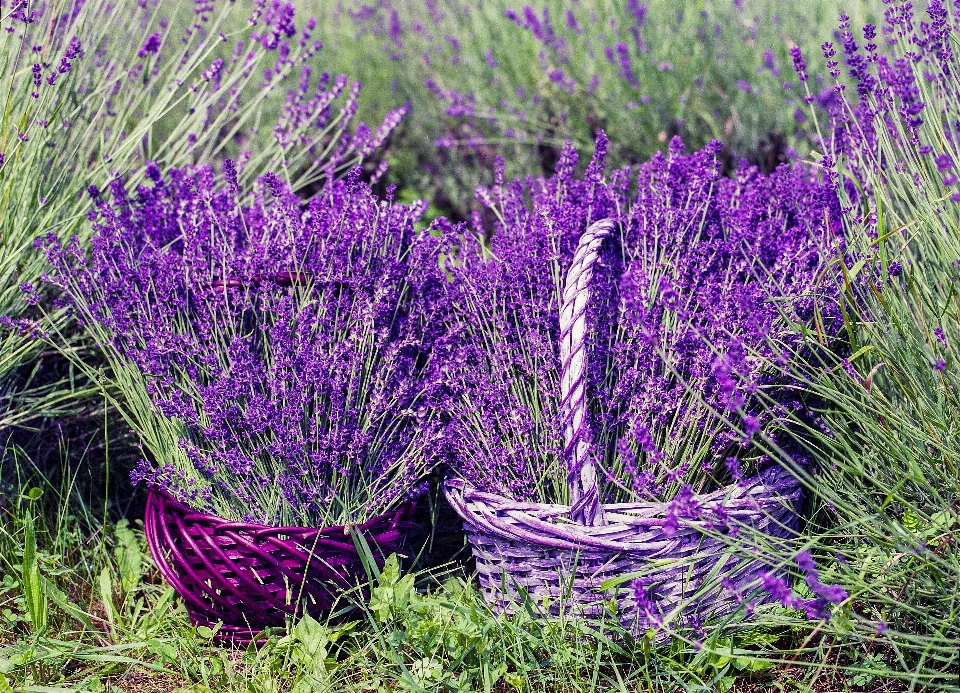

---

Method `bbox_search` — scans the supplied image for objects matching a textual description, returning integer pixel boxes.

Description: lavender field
[1,0,958,691]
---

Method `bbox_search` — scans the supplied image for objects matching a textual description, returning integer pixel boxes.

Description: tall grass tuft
[691,4,960,688]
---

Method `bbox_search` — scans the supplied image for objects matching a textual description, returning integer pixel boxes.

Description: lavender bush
[712,2,960,684]
[317,0,878,218]
[0,0,404,428]
[39,166,449,527]
[440,132,843,510]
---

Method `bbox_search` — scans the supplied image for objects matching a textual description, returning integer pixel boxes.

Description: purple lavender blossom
[254,1,298,50]
[630,577,661,628]
[790,46,808,82]
[762,48,780,76]
[792,550,848,619]
[762,572,803,610]
[138,33,162,58]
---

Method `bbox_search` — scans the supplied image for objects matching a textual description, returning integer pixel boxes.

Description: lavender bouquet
[443,132,842,511]
[40,165,449,527]
[1,0,406,430]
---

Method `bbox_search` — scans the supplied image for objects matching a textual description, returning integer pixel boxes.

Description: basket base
[144,488,423,643]
[468,527,785,638]
[444,467,804,640]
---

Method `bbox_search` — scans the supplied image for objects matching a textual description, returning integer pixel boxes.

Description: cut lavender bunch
[443,132,843,509]
[0,0,406,429]
[40,166,449,527]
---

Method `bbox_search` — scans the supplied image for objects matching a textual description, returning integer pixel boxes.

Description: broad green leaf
[21,507,47,634]
[294,614,329,657]
[98,568,115,629]
[195,626,216,639]
[42,576,93,631]
[113,520,144,594]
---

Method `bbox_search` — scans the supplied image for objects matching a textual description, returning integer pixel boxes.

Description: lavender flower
[630,577,662,629]
[2,0,405,433]
[790,46,808,82]
[759,551,848,621]
[138,33,161,58]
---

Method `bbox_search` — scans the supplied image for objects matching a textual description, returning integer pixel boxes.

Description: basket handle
[559,218,613,526]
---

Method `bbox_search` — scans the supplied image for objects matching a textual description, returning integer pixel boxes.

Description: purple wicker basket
[144,487,420,643]
[443,219,804,635]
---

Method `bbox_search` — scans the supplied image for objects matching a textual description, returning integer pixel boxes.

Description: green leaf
[734,656,776,672]
[902,509,922,533]
[21,507,47,634]
[369,554,414,624]
[929,509,957,531]
[716,675,738,693]
[145,639,179,664]
[844,258,869,285]
[328,620,358,644]
[293,614,329,658]
[195,624,221,640]
[847,345,876,363]
[380,554,400,586]
[113,519,144,594]
[502,672,524,691]
[98,568,115,629]
[0,672,13,693]
[42,576,93,631]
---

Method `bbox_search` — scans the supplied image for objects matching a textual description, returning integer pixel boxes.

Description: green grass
[0,447,928,693]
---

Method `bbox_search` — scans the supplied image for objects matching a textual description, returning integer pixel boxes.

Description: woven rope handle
[559,218,613,526]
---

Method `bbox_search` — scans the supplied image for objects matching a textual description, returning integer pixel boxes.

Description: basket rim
[145,485,417,538]
[442,464,802,552]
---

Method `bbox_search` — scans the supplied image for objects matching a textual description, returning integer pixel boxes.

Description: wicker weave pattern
[444,218,804,633]
[144,488,418,642]
[445,465,802,631]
